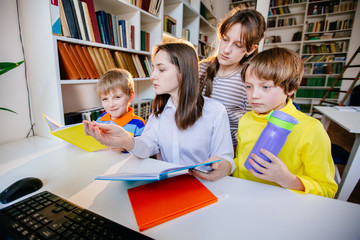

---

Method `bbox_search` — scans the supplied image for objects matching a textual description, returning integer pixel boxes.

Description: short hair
[151,42,204,130]
[241,47,304,96]
[95,69,134,97]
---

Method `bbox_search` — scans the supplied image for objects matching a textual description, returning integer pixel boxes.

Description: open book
[95,159,221,181]
[43,114,107,152]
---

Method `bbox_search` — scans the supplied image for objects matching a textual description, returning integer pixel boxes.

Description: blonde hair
[96,69,134,97]
[241,47,304,97]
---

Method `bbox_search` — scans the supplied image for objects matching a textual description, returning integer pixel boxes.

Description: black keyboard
[0,191,153,240]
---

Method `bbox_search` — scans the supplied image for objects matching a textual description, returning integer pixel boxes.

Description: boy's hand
[82,120,135,151]
[189,156,232,182]
[249,149,304,191]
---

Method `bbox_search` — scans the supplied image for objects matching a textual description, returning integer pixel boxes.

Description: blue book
[118,19,127,48]
[95,10,110,45]
[95,160,221,181]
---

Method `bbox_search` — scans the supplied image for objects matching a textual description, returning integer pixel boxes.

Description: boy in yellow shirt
[234,47,337,198]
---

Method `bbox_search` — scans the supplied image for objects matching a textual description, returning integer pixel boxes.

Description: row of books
[297,103,311,113]
[198,42,211,58]
[265,35,282,44]
[307,1,357,16]
[302,41,348,54]
[269,0,304,7]
[64,99,153,125]
[302,54,346,63]
[296,89,339,99]
[268,17,297,28]
[129,0,162,16]
[292,31,302,41]
[57,41,152,80]
[306,19,353,33]
[304,62,344,75]
[230,2,256,10]
[300,77,341,87]
[164,15,177,35]
[268,6,291,16]
[131,100,152,122]
[64,107,104,125]
[58,0,151,50]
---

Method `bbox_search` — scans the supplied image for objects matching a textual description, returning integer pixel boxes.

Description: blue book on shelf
[96,10,110,45]
[119,20,127,48]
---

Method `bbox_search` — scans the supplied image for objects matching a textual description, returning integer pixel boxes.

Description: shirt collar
[100,107,136,127]
[251,98,296,121]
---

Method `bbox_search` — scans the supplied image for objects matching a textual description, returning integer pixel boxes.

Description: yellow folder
[43,114,107,152]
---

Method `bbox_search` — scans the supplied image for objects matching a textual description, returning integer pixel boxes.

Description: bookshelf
[229,0,257,10]
[48,0,163,125]
[263,0,358,114]
[162,0,218,59]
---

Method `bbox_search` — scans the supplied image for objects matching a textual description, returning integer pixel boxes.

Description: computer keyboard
[0,191,153,240]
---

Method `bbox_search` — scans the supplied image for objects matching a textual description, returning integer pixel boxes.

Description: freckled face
[100,89,130,119]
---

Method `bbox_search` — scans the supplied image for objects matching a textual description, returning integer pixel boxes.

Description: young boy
[94,69,145,151]
[234,47,338,198]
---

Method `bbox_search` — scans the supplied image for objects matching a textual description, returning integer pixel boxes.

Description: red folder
[127,174,218,231]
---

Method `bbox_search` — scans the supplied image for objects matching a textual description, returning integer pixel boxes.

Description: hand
[82,120,135,151]
[189,156,232,182]
[248,148,304,191]
[109,146,126,152]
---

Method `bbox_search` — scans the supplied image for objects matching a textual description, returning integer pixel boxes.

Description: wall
[0,0,32,144]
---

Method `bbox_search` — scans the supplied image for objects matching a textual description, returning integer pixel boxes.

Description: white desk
[314,106,360,201]
[1,136,360,240]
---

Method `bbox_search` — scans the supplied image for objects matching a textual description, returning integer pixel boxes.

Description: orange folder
[127,174,218,231]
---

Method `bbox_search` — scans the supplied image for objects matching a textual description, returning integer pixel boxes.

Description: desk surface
[314,106,360,133]
[1,137,360,240]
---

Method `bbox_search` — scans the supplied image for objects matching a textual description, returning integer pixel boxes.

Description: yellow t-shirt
[233,99,338,198]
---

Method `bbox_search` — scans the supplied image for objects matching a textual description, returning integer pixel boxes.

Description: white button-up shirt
[130,97,235,172]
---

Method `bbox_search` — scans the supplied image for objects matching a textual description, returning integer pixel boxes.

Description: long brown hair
[151,42,204,130]
[200,8,266,97]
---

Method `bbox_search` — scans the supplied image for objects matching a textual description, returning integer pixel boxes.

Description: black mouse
[0,177,43,204]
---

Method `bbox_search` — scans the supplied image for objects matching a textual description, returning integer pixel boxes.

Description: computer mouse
[0,177,43,204]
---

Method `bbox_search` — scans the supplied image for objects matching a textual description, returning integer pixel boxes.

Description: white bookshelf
[163,0,218,59]
[263,0,358,114]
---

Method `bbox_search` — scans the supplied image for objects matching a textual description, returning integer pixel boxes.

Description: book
[127,174,218,231]
[92,47,107,75]
[62,0,81,39]
[80,0,101,43]
[80,1,94,42]
[74,45,96,79]
[57,41,80,79]
[68,43,89,78]
[50,0,62,35]
[95,159,220,181]
[87,46,104,76]
[43,114,107,152]
[81,46,100,78]
[59,0,71,37]
[72,0,86,40]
